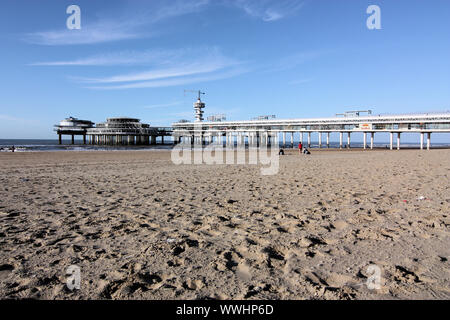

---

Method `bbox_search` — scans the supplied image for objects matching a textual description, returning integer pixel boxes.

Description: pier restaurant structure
[172,112,450,150]
[54,117,94,144]
[86,117,172,145]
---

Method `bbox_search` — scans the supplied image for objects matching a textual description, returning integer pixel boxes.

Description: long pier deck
[172,112,450,150]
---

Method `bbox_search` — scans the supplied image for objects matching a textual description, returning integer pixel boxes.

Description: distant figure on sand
[298,142,303,155]
[10,145,15,153]
[303,148,310,155]
[279,148,284,155]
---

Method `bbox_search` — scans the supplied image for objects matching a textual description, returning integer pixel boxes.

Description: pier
[55,117,172,145]
[54,117,94,144]
[55,100,450,150]
[86,117,171,145]
[172,98,450,150]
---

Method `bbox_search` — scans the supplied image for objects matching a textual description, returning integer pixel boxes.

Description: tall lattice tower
[184,90,206,122]
[193,91,205,122]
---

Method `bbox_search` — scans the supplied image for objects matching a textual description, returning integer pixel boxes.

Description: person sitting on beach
[303,148,310,154]
[279,148,285,155]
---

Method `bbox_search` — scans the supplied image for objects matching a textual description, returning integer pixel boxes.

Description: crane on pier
[336,110,372,117]
[184,90,205,100]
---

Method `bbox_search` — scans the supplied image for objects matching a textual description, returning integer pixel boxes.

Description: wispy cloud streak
[87,67,248,90]
[24,0,210,45]
[44,47,249,90]
[232,0,305,22]
[77,61,238,84]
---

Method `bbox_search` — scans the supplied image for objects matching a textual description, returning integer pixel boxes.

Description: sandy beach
[0,149,449,300]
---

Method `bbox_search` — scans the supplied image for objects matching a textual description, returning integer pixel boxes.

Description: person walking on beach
[11,145,15,153]
[298,142,303,155]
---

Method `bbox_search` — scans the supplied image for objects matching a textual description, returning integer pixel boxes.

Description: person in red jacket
[298,142,303,154]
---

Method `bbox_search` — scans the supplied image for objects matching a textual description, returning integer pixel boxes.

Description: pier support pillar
[71,135,74,145]
[58,134,62,145]
[326,132,330,148]
[390,132,393,150]
[370,132,374,149]
[291,132,294,148]
[318,132,322,148]
[427,132,431,150]
[162,136,165,145]
[363,132,367,149]
[420,132,424,150]
[339,132,343,149]
[273,132,279,148]
[397,133,401,150]
[83,135,86,145]
[283,132,286,148]
[307,132,311,148]
[347,132,351,149]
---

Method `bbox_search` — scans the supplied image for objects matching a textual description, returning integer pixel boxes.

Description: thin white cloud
[232,0,305,22]
[24,0,303,45]
[87,67,248,90]
[30,45,248,90]
[30,50,173,66]
[24,20,143,46]
[150,0,210,23]
[78,61,237,84]
[24,0,210,45]
[31,47,234,71]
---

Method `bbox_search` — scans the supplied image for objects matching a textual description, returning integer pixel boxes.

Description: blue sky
[0,0,449,139]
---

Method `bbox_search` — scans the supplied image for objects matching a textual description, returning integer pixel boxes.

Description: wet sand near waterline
[0,149,449,299]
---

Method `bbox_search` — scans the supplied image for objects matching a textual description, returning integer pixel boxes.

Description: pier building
[86,117,172,145]
[54,117,94,144]
[172,97,450,150]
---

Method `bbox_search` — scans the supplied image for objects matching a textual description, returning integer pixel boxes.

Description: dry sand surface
[0,149,449,300]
